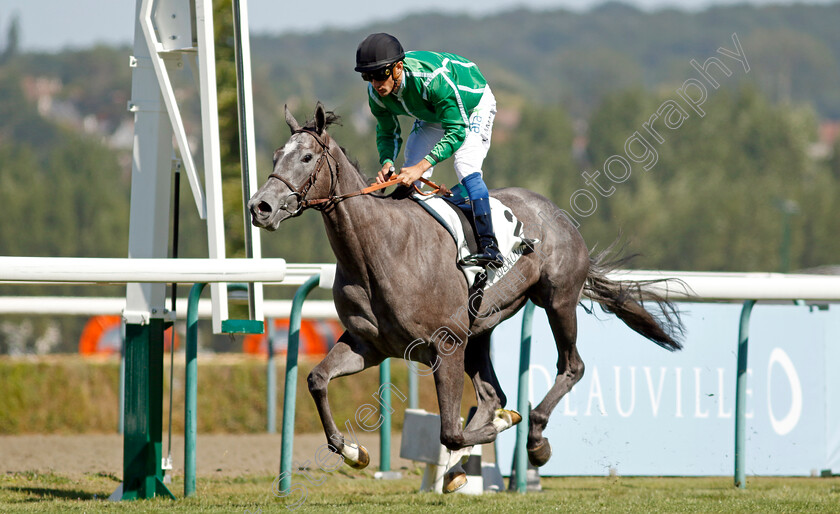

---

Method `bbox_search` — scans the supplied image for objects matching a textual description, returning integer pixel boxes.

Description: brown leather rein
[268,128,450,217]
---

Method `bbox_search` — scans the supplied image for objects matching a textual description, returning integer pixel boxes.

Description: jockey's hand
[376,162,395,184]
[397,160,432,187]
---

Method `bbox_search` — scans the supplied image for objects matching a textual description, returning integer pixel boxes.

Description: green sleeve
[425,75,468,165]
[368,92,402,165]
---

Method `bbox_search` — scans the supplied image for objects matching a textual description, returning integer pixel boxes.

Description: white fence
[614,270,840,302]
[2,260,839,306]
[0,257,324,284]
[1,259,838,487]
[0,296,337,319]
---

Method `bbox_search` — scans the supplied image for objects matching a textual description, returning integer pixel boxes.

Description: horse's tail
[583,243,684,351]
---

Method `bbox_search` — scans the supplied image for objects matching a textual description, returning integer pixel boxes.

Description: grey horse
[248,102,682,492]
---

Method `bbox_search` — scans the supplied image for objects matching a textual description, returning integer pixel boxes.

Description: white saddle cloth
[412,194,533,289]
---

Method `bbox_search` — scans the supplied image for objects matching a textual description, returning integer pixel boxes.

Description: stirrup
[462,248,504,268]
[520,237,540,254]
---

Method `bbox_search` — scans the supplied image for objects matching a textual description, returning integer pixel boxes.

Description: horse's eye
[302,154,313,163]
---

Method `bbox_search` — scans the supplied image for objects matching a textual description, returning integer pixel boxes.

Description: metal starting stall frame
[123,0,264,500]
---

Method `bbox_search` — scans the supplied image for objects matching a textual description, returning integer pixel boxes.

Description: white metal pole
[195,0,230,333]
[232,0,265,322]
[0,257,288,283]
[138,0,206,218]
[127,0,175,322]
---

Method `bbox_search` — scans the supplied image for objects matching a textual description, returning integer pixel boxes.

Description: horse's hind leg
[527,297,584,467]
[462,332,520,445]
[307,331,385,469]
[431,333,521,493]
[429,342,479,492]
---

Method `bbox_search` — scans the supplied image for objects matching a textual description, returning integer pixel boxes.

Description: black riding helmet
[355,33,405,73]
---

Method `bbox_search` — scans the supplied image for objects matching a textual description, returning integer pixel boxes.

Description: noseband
[268,128,339,217]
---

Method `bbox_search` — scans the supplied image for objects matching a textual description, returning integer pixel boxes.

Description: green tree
[585,86,822,272]
[484,101,577,205]
[743,28,840,117]
[551,47,645,117]
[0,13,19,65]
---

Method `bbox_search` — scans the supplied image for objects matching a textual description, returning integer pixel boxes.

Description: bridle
[268,128,339,217]
[268,127,450,217]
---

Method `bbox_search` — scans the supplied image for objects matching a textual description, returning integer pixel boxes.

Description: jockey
[355,33,504,268]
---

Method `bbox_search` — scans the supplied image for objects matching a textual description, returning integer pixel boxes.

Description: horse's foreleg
[307,331,384,469]
[526,299,584,467]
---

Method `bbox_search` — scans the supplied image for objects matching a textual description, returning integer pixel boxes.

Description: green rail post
[379,358,392,472]
[118,325,125,435]
[279,274,321,494]
[267,317,277,433]
[184,283,263,497]
[734,299,756,489]
[514,300,535,493]
[121,318,176,500]
[184,282,206,497]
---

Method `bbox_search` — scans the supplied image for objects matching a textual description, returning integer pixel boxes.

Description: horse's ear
[285,104,301,134]
[314,101,327,135]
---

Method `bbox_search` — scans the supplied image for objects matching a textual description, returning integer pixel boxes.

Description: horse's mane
[302,110,341,132]
[303,110,369,183]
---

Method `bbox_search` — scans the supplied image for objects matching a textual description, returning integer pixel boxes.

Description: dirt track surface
[0,433,425,478]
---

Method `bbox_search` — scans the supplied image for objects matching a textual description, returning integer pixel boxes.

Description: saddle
[409,185,535,289]
[431,194,482,258]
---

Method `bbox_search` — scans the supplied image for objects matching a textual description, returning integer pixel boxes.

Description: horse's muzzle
[248,197,279,230]
[248,192,301,230]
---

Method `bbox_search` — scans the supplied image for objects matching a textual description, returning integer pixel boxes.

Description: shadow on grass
[4,486,100,501]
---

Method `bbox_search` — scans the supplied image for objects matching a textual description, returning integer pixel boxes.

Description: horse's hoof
[443,470,467,494]
[527,438,552,467]
[492,408,523,433]
[505,409,523,426]
[342,443,370,469]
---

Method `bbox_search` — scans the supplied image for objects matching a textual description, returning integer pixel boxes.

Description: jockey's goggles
[361,64,394,82]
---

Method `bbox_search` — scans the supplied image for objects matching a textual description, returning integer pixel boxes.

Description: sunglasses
[361,65,394,82]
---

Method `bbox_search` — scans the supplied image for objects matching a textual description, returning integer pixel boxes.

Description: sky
[0,0,835,52]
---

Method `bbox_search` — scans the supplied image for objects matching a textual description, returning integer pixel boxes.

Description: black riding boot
[464,197,504,268]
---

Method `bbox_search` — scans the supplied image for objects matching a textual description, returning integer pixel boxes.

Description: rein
[269,128,450,216]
